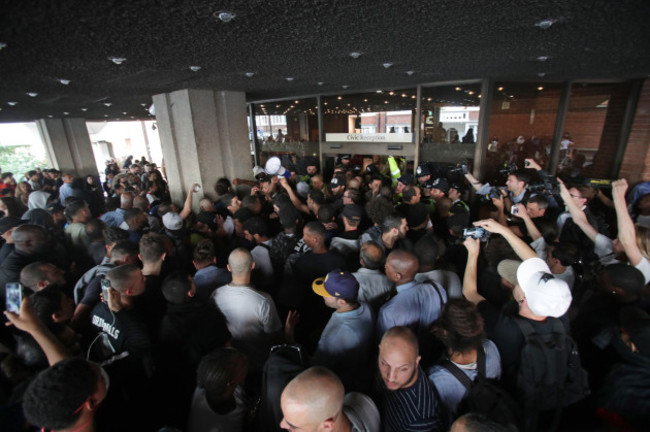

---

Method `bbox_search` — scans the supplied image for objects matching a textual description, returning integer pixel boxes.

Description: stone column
[36,118,99,178]
[152,89,251,211]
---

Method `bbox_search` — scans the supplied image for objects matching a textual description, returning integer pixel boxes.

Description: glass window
[419,84,481,172]
[558,82,632,178]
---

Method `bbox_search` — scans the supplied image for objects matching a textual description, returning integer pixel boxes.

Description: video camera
[448,160,469,176]
[586,178,613,188]
[463,227,490,242]
[480,186,506,203]
[498,162,518,176]
[528,173,560,196]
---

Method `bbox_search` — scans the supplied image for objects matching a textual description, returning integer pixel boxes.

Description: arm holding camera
[279,177,310,214]
[464,172,486,192]
[462,238,486,304]
[612,179,643,266]
[473,218,537,261]
[511,203,542,241]
[4,297,69,365]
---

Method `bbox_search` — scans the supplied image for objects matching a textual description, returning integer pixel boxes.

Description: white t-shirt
[212,284,282,340]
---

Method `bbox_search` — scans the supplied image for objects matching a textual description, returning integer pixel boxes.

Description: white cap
[517,258,572,317]
[265,156,282,175]
[162,212,183,231]
[253,166,266,177]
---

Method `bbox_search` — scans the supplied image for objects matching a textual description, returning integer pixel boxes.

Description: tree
[0,146,49,178]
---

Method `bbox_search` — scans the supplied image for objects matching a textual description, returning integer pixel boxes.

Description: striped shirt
[375,366,445,432]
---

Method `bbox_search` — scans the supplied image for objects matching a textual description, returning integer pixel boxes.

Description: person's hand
[271,176,279,185]
[323,221,338,231]
[250,186,260,196]
[463,237,480,257]
[232,178,241,186]
[106,288,122,313]
[189,183,200,194]
[284,310,300,342]
[473,218,506,234]
[524,158,542,171]
[279,176,290,190]
[512,203,528,219]
[491,193,504,211]
[4,297,44,334]
[612,179,628,199]
[556,177,571,201]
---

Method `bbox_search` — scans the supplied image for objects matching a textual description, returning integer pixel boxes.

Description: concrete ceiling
[0,0,649,122]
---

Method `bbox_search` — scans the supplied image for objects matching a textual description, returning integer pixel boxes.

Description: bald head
[386,250,418,282]
[12,225,49,255]
[280,367,345,430]
[360,241,385,270]
[120,193,134,209]
[228,248,254,275]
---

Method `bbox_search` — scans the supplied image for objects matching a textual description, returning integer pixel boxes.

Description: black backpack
[514,317,590,431]
[442,346,520,428]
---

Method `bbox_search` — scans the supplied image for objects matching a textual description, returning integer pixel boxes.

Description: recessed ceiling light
[382,62,393,69]
[411,95,416,99]
[406,70,415,76]
[363,98,368,102]
[384,100,389,104]
[537,55,549,62]
[7,101,18,106]
[537,86,544,91]
[349,52,362,59]
[104,102,112,107]
[140,103,147,107]
[324,102,328,105]
[109,57,126,65]
[189,66,201,72]
[498,86,504,91]
[59,79,71,85]
[26,92,38,97]
[215,11,236,23]
[376,90,383,93]
[290,105,294,108]
[285,77,294,82]
[122,111,128,115]
[337,96,342,100]
[535,19,556,30]
[342,85,349,89]
[81,108,88,112]
[468,91,474,95]
[63,111,69,115]
[455,87,461,91]
[104,114,109,117]
[317,81,325,86]
[245,72,255,78]
[427,98,432,101]
[538,72,547,77]
[48,114,54,118]
[294,100,299,104]
[260,104,264,107]
[478,94,482,98]
[0,42,6,50]
[388,91,394,96]
[401,93,407,97]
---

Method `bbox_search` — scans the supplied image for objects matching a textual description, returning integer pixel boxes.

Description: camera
[448,160,469,176]
[463,227,490,242]
[480,186,506,202]
[498,163,518,176]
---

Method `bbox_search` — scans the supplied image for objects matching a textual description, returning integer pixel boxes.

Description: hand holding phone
[101,279,111,304]
[6,283,23,314]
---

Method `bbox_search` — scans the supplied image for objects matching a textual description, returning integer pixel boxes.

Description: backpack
[442,347,520,428]
[514,317,590,431]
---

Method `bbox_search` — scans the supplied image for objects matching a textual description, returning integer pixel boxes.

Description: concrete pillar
[36,118,98,178]
[152,89,251,211]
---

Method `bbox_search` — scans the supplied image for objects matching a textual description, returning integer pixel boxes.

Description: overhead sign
[326,133,413,143]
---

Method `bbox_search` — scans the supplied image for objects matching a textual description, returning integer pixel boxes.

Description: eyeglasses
[570,194,584,199]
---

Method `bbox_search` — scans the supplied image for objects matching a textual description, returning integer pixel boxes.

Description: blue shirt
[100,208,126,228]
[377,281,447,341]
[59,182,73,204]
[427,339,502,425]
[193,265,231,304]
[312,303,375,387]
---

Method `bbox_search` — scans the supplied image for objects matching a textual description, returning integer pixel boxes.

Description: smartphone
[6,282,23,313]
[511,205,519,215]
[101,279,111,304]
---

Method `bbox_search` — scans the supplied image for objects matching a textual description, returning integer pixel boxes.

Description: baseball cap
[365,164,379,174]
[162,212,184,231]
[340,154,351,160]
[330,176,345,187]
[341,204,363,220]
[427,177,449,193]
[416,163,431,177]
[497,259,522,286]
[296,181,310,198]
[517,257,572,318]
[312,270,360,301]
[253,166,266,177]
[0,217,24,235]
[398,173,413,185]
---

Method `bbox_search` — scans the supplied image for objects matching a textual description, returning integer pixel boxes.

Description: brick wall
[620,79,650,183]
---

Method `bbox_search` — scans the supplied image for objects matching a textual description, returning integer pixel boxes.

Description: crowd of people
[0,151,649,432]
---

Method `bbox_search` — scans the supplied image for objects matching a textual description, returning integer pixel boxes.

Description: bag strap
[513,316,537,338]
[442,360,474,391]
[477,345,487,378]
[426,281,446,306]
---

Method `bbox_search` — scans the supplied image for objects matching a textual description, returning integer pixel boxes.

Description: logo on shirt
[92,315,120,339]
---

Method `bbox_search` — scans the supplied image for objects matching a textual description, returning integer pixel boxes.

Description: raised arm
[473,218,537,261]
[557,177,598,242]
[512,203,542,241]
[278,177,310,214]
[4,298,68,365]
[180,183,199,220]
[465,172,485,192]
[612,179,643,266]
[462,238,486,304]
